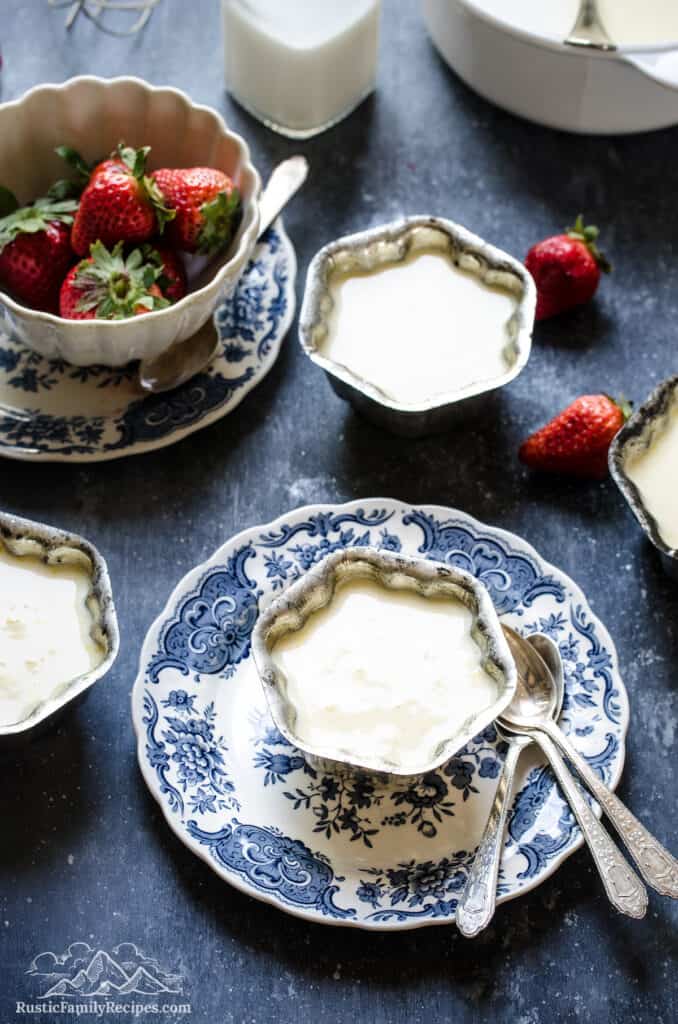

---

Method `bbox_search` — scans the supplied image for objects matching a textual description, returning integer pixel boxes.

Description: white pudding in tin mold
[321,249,519,407]
[626,403,678,550]
[0,546,104,726]
[270,578,497,773]
[477,0,678,47]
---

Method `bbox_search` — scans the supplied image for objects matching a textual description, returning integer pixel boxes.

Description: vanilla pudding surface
[0,547,103,726]
[271,577,497,772]
[626,403,678,550]
[322,249,517,407]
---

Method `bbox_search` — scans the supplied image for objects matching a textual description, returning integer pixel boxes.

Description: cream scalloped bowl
[0,77,261,367]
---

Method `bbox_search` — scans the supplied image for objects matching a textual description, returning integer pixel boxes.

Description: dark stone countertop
[0,3,676,1022]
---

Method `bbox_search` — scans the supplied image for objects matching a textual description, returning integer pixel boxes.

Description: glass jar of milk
[222,0,381,138]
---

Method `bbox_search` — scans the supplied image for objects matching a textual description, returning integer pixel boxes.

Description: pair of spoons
[137,155,309,395]
[457,627,678,936]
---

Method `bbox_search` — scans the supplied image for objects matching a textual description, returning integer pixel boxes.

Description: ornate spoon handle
[533,731,648,918]
[456,737,528,937]
[540,719,678,898]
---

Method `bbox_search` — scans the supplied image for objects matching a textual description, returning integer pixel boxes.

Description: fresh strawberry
[68,144,174,258]
[0,190,77,312]
[519,394,631,479]
[525,215,611,320]
[59,240,171,320]
[142,243,186,302]
[150,167,240,254]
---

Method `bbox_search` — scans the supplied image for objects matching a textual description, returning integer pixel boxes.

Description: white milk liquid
[272,578,497,772]
[322,250,517,406]
[626,403,678,550]
[223,0,381,136]
[0,548,103,726]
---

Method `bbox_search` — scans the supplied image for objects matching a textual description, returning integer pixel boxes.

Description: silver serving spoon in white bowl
[138,155,308,395]
[565,0,616,50]
[456,631,564,937]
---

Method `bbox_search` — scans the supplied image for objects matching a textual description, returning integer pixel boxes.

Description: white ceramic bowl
[422,0,678,134]
[0,76,260,367]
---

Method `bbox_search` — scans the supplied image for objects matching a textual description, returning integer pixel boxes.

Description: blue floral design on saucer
[0,221,295,462]
[133,500,629,930]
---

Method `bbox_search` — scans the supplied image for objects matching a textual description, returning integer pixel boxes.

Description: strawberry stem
[0,197,78,253]
[55,145,93,183]
[607,394,633,422]
[566,213,612,273]
[197,187,241,255]
[72,240,170,319]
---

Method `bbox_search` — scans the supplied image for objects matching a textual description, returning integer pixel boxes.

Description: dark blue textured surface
[0,3,676,1022]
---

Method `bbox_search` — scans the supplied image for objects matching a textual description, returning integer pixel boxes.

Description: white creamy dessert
[321,248,519,407]
[626,403,678,550]
[0,546,104,727]
[222,0,380,137]
[477,0,678,47]
[271,578,497,772]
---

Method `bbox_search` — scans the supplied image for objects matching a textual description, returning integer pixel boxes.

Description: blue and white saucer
[0,221,296,462]
[132,499,629,931]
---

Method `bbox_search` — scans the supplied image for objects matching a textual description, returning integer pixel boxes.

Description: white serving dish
[421,0,678,134]
[251,545,517,780]
[0,76,260,367]
[0,510,119,746]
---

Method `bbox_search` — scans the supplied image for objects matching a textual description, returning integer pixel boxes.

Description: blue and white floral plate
[0,221,295,462]
[132,499,629,931]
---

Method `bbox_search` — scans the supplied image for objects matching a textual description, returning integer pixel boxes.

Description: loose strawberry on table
[0,189,78,312]
[150,167,240,254]
[525,215,611,320]
[59,240,171,320]
[67,144,174,257]
[519,394,631,480]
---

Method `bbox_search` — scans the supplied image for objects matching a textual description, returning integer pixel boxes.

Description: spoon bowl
[500,625,558,727]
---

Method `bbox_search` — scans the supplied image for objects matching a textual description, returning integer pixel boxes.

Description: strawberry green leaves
[0,197,79,253]
[566,214,612,273]
[197,187,241,255]
[70,240,170,319]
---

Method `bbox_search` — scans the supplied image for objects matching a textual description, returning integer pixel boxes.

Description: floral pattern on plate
[0,222,295,462]
[132,500,629,930]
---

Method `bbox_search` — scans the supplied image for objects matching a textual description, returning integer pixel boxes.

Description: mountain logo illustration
[27,942,183,998]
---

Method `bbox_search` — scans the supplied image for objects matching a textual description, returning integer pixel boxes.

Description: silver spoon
[138,155,309,394]
[565,0,616,51]
[499,628,648,918]
[456,631,565,937]
[506,631,678,899]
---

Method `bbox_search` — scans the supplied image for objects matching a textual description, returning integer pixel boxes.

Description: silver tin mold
[299,216,536,438]
[251,545,517,783]
[0,511,120,748]
[609,373,678,580]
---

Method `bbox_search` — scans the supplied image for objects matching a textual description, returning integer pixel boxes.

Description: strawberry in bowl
[59,241,176,320]
[0,189,77,313]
